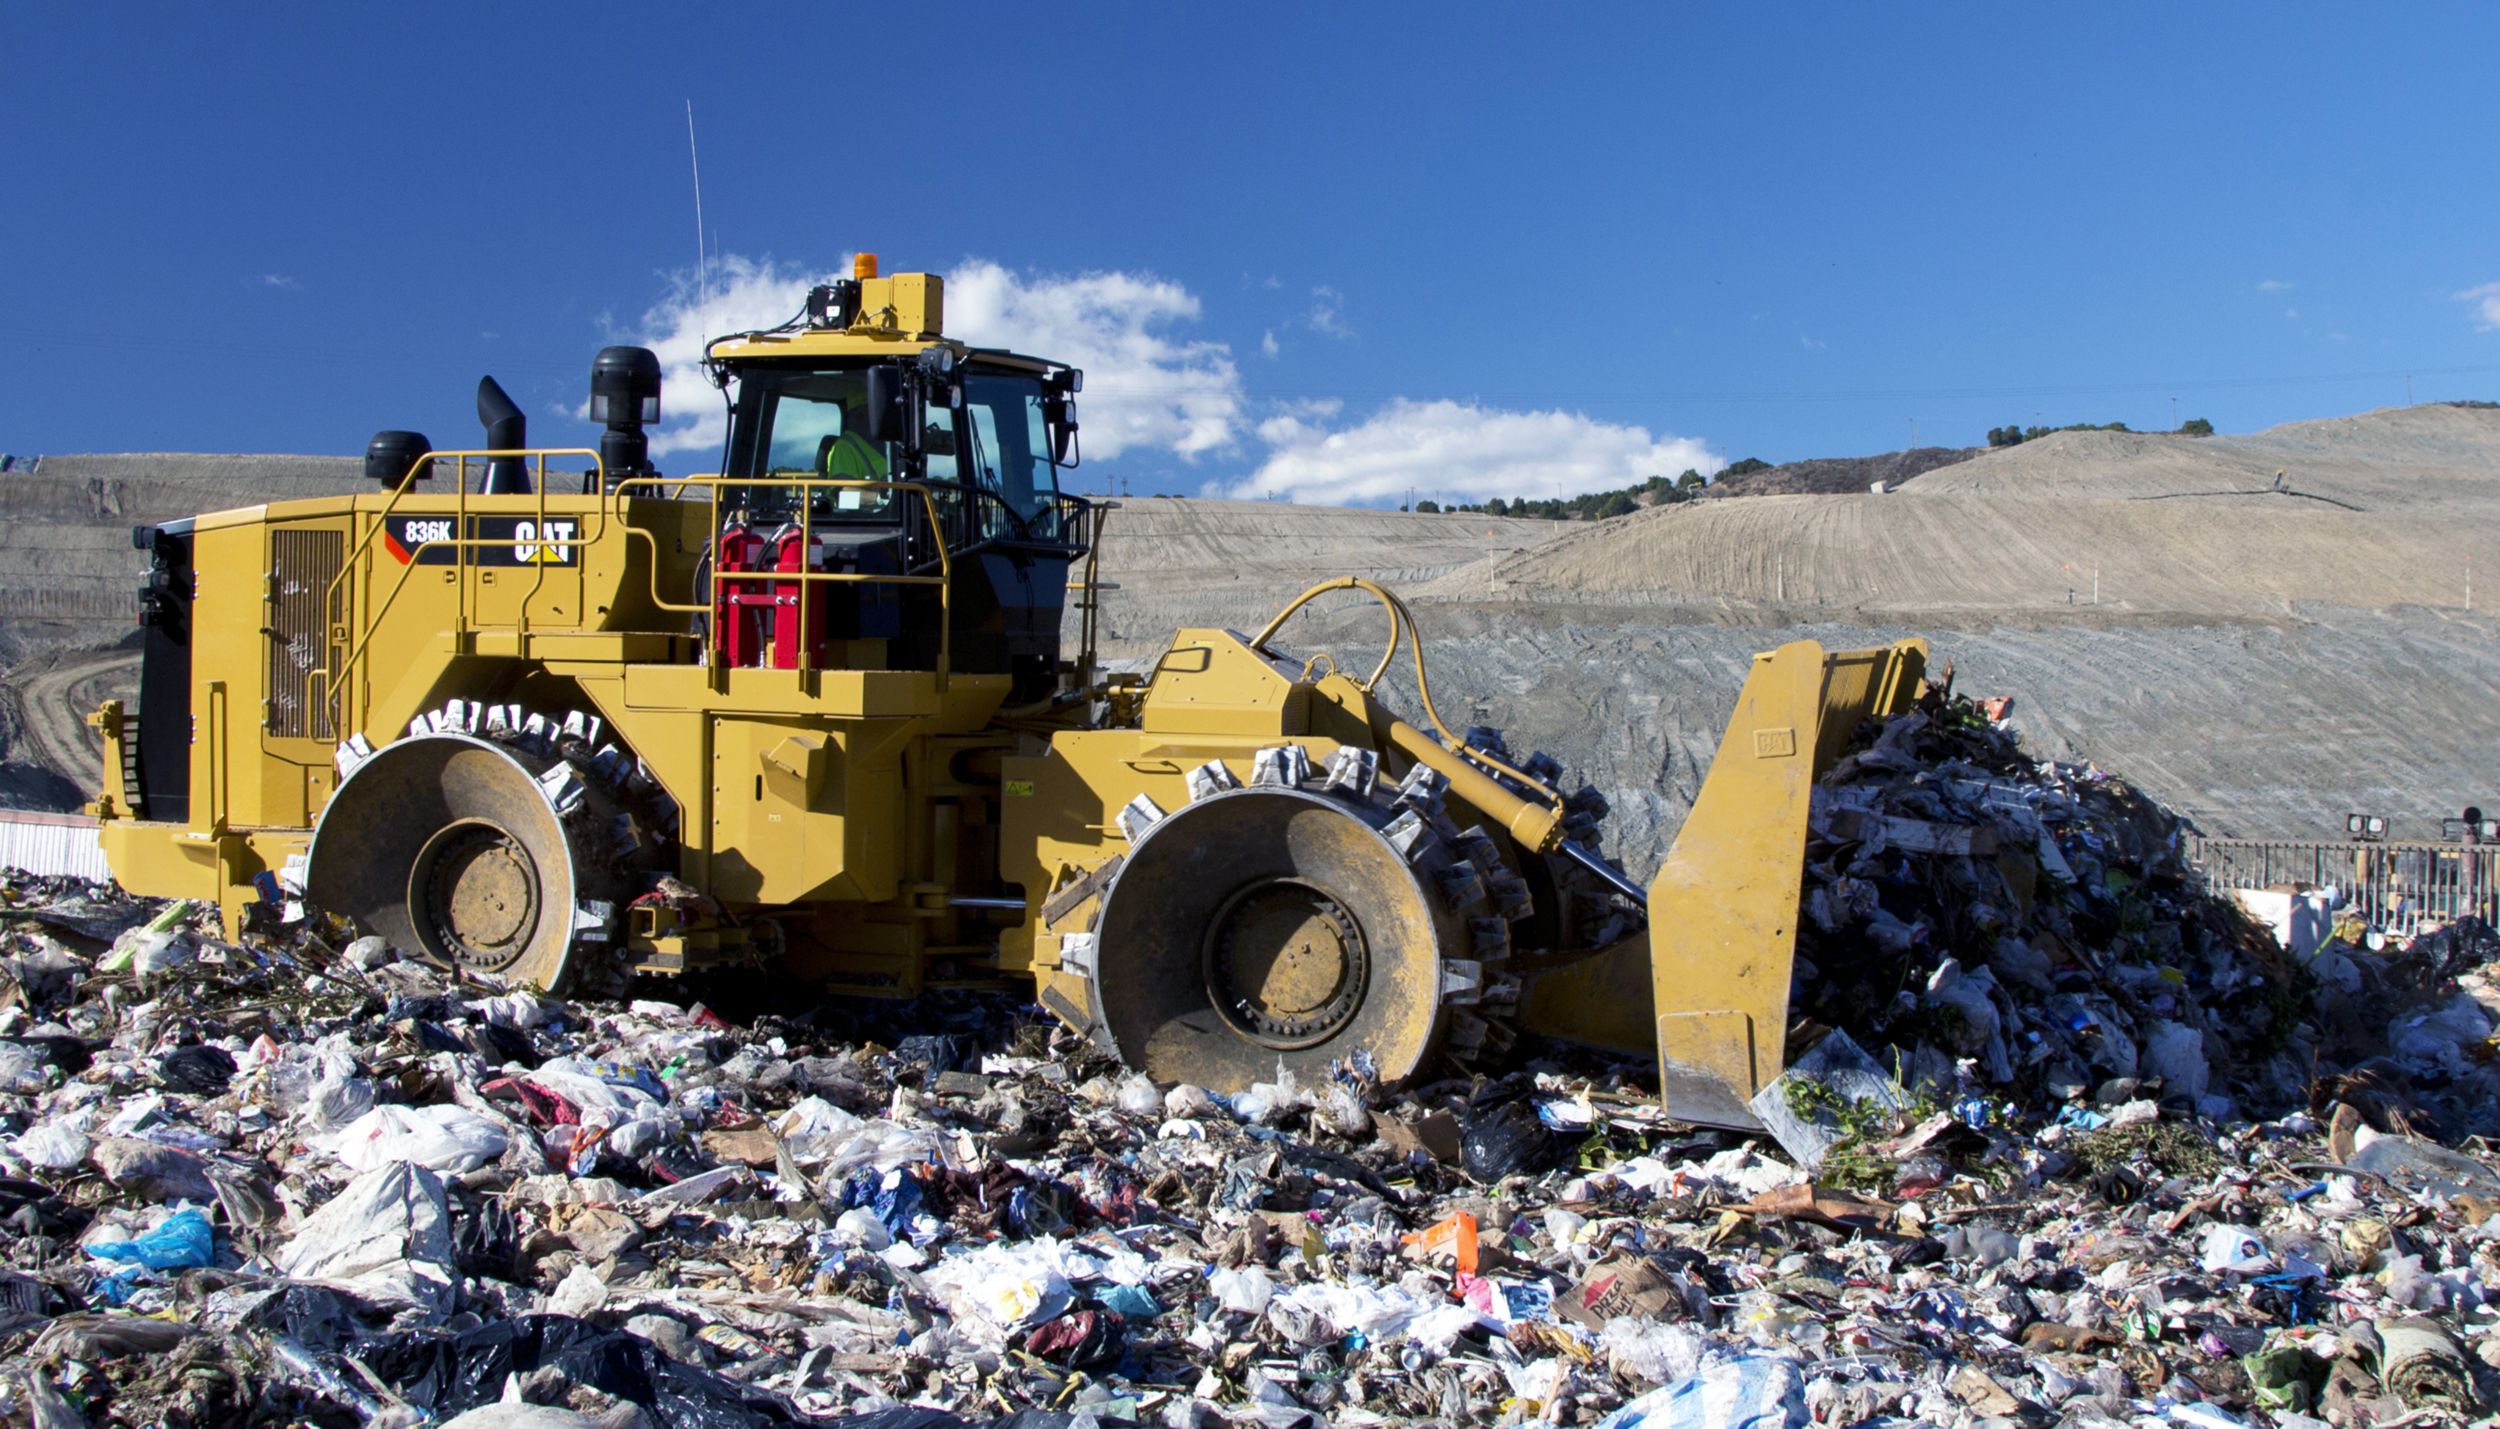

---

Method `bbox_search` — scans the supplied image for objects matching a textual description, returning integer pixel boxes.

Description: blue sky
[5,5,2498,504]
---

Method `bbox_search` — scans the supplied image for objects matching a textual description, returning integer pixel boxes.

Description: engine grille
[267,528,344,740]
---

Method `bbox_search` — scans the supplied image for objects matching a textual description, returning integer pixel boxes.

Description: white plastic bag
[2198,1224,2271,1275]
[1208,1264,1275,1315]
[277,1160,455,1306]
[12,1112,94,1172]
[333,1103,509,1174]
[771,1096,864,1163]
[925,1240,1076,1342]
[1113,1073,1164,1117]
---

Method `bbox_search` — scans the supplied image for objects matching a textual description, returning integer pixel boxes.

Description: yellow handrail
[317,448,605,736]
[608,472,956,688]
[316,460,965,739]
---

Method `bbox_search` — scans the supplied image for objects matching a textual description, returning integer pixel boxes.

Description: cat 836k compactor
[88,255,1926,1130]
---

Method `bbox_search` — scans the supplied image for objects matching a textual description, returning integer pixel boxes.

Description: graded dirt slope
[1426,406,2500,619]
[1085,497,1564,647]
[0,454,365,659]
[1088,406,2500,863]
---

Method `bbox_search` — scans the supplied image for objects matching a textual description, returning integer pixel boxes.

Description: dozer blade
[1520,638,1926,1129]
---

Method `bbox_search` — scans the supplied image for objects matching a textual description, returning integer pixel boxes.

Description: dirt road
[13,651,137,794]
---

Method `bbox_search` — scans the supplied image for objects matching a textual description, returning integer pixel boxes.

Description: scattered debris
[4,685,2500,1425]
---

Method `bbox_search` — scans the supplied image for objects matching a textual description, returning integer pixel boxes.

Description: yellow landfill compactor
[87,256,1926,1130]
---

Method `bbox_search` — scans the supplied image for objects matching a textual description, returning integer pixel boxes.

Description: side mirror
[1044,394,1080,466]
[863,365,905,445]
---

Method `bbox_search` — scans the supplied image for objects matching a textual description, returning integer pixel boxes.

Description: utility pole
[2170,396,2178,430]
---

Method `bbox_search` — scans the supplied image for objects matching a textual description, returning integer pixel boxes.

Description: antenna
[686,101,709,337]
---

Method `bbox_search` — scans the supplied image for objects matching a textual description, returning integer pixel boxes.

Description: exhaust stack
[476,376,530,494]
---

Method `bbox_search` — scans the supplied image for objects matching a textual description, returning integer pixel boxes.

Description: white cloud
[1260,330,1280,359]
[621,254,832,457]
[2459,282,2500,332]
[1799,334,1827,350]
[1221,399,1720,506]
[1305,285,1350,338]
[260,273,299,289]
[623,254,1245,461]
[2256,278,2294,292]
[2284,307,2300,319]
[947,260,1241,460]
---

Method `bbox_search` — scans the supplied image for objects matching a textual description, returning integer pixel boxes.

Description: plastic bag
[343,1314,798,1427]
[1232,1068,1307,1126]
[1112,1073,1163,1117]
[772,1096,865,1162]
[277,1160,456,1307]
[1600,1317,1704,1387]
[1597,1356,1807,1429]
[1207,1265,1274,1315]
[156,1044,238,1095]
[1163,1084,1223,1119]
[89,1206,215,1270]
[2199,1224,2271,1274]
[334,1104,509,1174]
[925,1241,1076,1341]
[1460,1094,1571,1182]
[12,1113,94,1172]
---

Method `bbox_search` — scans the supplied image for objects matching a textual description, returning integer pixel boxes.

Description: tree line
[1986,417,2212,447]
[1411,463,1760,520]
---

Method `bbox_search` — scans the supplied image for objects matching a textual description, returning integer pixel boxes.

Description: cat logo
[514,520,577,565]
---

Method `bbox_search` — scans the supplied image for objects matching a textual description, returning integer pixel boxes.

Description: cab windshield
[724,366,897,518]
[722,361,1066,542]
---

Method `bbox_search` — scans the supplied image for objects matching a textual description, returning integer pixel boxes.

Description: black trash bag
[156,1044,238,1095]
[469,1018,544,1068]
[892,1033,980,1075]
[351,1314,797,1427]
[0,1178,89,1238]
[2,1035,92,1077]
[2405,916,2500,981]
[1459,1090,1571,1182]
[448,1191,523,1281]
[0,1269,69,1319]
[241,1282,399,1347]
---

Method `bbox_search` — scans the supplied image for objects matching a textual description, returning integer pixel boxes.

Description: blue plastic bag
[91,1206,215,1271]
[1095,1283,1159,1319]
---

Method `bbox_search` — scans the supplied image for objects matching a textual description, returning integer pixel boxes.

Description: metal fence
[0,812,109,883]
[2190,837,2498,940]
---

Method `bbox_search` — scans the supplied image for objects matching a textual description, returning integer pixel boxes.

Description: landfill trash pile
[9,723,2500,1427]
[1782,693,2317,1137]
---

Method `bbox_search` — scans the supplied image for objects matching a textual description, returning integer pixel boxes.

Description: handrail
[317,459,975,739]
[1248,575,1564,809]
[315,448,607,738]
[607,472,955,688]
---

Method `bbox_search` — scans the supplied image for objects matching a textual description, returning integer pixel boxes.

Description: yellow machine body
[87,261,1931,1128]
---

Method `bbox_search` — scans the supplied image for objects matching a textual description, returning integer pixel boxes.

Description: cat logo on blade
[383,516,580,566]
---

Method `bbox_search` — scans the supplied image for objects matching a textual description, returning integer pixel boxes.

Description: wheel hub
[414,820,542,970]
[1204,876,1370,1048]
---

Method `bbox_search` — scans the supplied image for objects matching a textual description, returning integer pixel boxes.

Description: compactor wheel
[1082,747,1530,1092]
[304,701,668,993]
